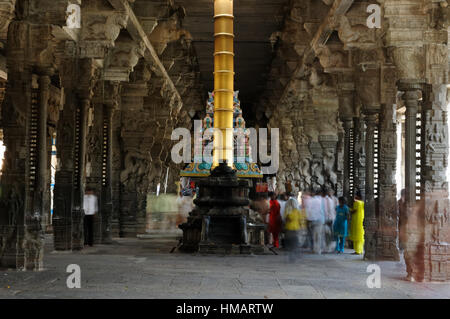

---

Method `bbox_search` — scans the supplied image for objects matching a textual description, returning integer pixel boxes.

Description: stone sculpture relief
[120,149,150,194]
[149,8,192,55]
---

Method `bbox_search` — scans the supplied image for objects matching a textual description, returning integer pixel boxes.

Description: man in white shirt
[309,190,325,254]
[324,189,338,252]
[278,193,287,221]
[277,193,288,248]
[83,187,98,246]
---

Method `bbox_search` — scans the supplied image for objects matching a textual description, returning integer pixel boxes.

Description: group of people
[254,189,366,260]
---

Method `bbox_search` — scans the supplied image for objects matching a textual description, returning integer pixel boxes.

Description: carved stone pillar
[363,112,378,260]
[23,72,52,270]
[400,85,421,208]
[353,116,366,199]
[398,81,422,280]
[338,80,356,201]
[101,103,114,244]
[420,84,450,282]
[86,102,103,245]
[377,102,400,261]
[0,66,32,269]
[342,119,353,201]
[71,98,90,250]
[375,64,400,261]
[54,90,76,251]
[111,110,122,237]
[36,74,51,218]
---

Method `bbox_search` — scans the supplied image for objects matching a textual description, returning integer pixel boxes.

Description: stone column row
[0,67,53,270]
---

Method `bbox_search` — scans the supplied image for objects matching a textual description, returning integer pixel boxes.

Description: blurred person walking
[349,191,365,255]
[283,198,306,262]
[309,190,325,254]
[176,190,195,226]
[268,192,282,248]
[278,193,287,247]
[83,187,98,247]
[334,197,350,253]
[302,191,314,249]
[398,189,407,251]
[324,189,338,252]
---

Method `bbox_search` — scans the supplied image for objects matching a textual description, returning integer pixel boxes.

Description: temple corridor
[1,235,450,299]
[0,0,449,293]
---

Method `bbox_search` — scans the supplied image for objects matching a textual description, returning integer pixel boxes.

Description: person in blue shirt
[333,197,350,254]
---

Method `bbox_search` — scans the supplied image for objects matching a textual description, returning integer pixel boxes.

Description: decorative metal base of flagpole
[179,162,266,254]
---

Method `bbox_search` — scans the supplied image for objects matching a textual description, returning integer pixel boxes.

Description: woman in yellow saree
[349,191,365,255]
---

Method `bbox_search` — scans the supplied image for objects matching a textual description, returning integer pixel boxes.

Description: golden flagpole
[213,0,234,167]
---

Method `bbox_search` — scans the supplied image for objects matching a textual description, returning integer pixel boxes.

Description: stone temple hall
[0,0,449,299]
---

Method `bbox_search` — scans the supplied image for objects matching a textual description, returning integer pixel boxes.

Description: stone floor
[1,235,449,299]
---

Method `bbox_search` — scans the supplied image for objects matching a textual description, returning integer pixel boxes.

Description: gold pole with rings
[213,0,234,167]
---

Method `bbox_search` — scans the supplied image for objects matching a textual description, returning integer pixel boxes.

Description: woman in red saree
[268,192,282,248]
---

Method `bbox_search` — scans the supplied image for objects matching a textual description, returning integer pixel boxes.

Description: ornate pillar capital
[397,79,424,93]
[363,111,378,121]
[79,1,129,59]
[342,117,353,127]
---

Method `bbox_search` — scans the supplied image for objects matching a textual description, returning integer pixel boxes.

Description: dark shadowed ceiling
[175,0,288,111]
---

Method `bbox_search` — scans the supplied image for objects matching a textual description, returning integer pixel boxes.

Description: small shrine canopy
[180,91,263,179]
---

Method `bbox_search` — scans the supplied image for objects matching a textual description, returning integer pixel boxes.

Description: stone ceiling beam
[280,0,354,104]
[108,0,182,111]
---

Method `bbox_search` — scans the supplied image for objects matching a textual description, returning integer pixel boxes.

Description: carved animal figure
[311,160,325,188]
[315,46,346,69]
[88,14,128,43]
[120,150,149,193]
[111,42,145,69]
[149,12,192,55]
[323,148,338,186]
[337,16,372,46]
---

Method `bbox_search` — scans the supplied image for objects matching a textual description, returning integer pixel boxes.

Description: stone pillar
[377,102,400,261]
[54,58,98,251]
[71,98,90,250]
[0,66,32,269]
[86,102,103,244]
[400,85,420,208]
[342,119,353,201]
[363,112,378,260]
[337,81,356,201]
[54,90,77,251]
[398,81,422,280]
[101,103,114,243]
[36,74,51,217]
[0,67,51,269]
[353,116,366,199]
[111,110,122,237]
[420,84,450,282]
[23,72,52,270]
[45,129,53,233]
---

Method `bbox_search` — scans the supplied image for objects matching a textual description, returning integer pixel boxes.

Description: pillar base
[424,243,450,282]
